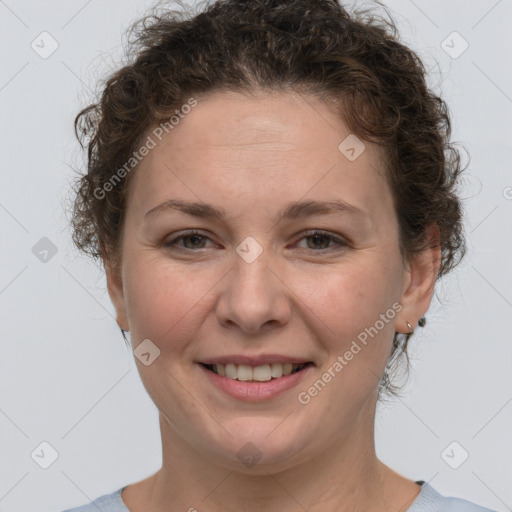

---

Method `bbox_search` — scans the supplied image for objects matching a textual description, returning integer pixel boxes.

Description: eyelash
[163,230,348,253]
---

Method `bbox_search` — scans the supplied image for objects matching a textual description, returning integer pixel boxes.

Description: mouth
[199,362,314,382]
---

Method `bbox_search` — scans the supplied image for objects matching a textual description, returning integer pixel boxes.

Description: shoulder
[409,482,498,512]
[60,486,128,512]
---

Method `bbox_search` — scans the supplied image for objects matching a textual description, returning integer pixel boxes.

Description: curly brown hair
[69,0,467,397]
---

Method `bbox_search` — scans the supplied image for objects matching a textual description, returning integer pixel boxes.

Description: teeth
[237,364,253,381]
[225,363,237,379]
[210,362,305,381]
[271,363,283,378]
[253,365,272,381]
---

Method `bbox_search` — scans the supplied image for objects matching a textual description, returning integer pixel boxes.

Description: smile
[201,362,312,381]
[197,358,315,401]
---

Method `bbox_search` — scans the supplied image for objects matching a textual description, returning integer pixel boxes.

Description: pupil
[186,234,204,248]
[309,234,328,249]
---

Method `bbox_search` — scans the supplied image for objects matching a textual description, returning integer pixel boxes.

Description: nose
[215,252,292,335]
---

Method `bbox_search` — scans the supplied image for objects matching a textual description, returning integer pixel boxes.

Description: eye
[163,230,214,250]
[163,229,348,253]
[295,230,347,252]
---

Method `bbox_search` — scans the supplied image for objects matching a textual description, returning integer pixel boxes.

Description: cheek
[301,265,401,413]
[323,265,392,322]
[313,259,401,358]
[123,257,213,345]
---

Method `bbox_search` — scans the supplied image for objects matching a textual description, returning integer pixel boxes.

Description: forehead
[127,90,392,221]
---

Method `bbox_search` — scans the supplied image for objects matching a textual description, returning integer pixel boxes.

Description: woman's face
[107,90,432,471]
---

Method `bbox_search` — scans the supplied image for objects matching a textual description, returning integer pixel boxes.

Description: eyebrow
[143,198,366,222]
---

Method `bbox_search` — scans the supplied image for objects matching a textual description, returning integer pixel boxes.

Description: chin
[198,420,313,472]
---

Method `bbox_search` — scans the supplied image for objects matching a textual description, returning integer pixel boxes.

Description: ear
[105,260,130,332]
[397,223,441,332]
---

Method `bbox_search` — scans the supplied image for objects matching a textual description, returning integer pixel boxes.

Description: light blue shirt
[61,481,497,511]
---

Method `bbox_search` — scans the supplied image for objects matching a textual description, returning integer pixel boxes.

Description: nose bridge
[216,240,290,333]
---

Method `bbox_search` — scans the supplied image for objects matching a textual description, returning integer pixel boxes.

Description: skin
[106,90,441,512]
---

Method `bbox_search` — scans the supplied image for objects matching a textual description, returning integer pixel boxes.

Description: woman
[63,0,496,510]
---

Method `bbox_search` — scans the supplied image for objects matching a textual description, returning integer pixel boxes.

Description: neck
[123,397,421,512]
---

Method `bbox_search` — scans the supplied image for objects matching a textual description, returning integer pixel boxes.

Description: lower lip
[198,364,314,402]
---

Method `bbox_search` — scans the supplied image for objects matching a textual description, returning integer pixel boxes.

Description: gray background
[0,0,511,511]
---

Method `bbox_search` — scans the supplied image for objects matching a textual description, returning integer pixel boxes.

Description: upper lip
[198,354,313,366]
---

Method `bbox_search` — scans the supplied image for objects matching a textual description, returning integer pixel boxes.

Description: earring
[418,316,426,327]
[406,321,413,333]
